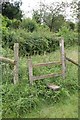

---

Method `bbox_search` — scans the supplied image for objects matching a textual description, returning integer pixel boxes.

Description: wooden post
[13,43,19,84]
[28,58,33,85]
[60,38,66,79]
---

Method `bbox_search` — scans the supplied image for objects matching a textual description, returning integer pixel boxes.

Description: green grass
[25,93,78,118]
[24,45,78,118]
[2,45,78,118]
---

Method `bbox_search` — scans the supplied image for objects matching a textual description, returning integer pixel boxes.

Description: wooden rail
[66,57,79,67]
[0,57,14,64]
[32,72,62,81]
[28,58,62,85]
[32,61,61,67]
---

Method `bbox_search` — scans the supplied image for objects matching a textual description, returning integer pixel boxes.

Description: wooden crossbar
[32,72,62,81]
[66,57,79,67]
[0,56,15,64]
[28,58,62,84]
[32,61,61,67]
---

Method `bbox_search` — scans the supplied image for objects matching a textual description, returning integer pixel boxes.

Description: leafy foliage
[2,1,23,20]
[2,14,78,55]
[0,1,80,118]
[21,18,37,32]
[1,13,78,118]
[58,24,78,45]
[0,2,80,118]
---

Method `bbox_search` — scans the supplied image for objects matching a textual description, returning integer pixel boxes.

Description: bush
[2,27,60,55]
[2,15,78,55]
[21,18,37,32]
[58,25,78,45]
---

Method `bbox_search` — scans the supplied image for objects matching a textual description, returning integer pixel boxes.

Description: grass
[2,45,78,118]
[26,93,78,118]
[23,45,78,118]
[26,46,78,118]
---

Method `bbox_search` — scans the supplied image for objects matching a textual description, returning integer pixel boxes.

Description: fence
[28,38,66,86]
[1,38,79,85]
[0,43,19,84]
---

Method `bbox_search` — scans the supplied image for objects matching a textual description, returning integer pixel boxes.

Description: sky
[20,0,76,22]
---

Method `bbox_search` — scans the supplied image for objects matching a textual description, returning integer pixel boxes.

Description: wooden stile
[14,43,19,84]
[28,58,62,84]
[28,38,66,85]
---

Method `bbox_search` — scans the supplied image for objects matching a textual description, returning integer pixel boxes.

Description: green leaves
[58,25,78,45]
[21,18,37,32]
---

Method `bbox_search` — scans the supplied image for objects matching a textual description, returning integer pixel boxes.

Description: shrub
[21,18,37,32]
[2,27,60,56]
[58,25,78,45]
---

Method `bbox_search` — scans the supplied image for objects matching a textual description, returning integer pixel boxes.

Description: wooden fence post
[14,43,19,84]
[60,38,66,79]
[28,58,33,85]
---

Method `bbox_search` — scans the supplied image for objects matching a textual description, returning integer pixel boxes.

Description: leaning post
[60,38,66,79]
[13,43,19,84]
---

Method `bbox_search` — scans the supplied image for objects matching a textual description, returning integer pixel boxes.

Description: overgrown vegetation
[2,46,78,118]
[1,0,79,118]
[2,14,78,56]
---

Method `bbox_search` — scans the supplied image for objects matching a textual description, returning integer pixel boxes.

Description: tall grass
[2,46,78,118]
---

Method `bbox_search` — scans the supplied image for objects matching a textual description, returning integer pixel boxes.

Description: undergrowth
[2,46,78,118]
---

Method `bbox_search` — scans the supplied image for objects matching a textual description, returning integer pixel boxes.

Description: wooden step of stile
[47,84,60,91]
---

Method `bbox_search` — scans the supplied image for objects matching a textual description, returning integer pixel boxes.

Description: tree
[69,0,78,22]
[68,21,75,30]
[2,0,23,20]
[46,14,65,32]
[32,10,42,24]
[33,2,68,32]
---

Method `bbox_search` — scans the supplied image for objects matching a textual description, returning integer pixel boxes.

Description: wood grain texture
[0,56,14,64]
[60,38,66,79]
[32,72,62,81]
[28,59,33,84]
[33,61,61,67]
[13,43,19,84]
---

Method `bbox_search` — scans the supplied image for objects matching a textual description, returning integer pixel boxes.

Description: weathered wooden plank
[47,84,60,91]
[32,61,61,67]
[32,72,62,81]
[13,43,19,84]
[0,56,14,64]
[60,38,66,79]
[66,57,79,67]
[28,58,33,84]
